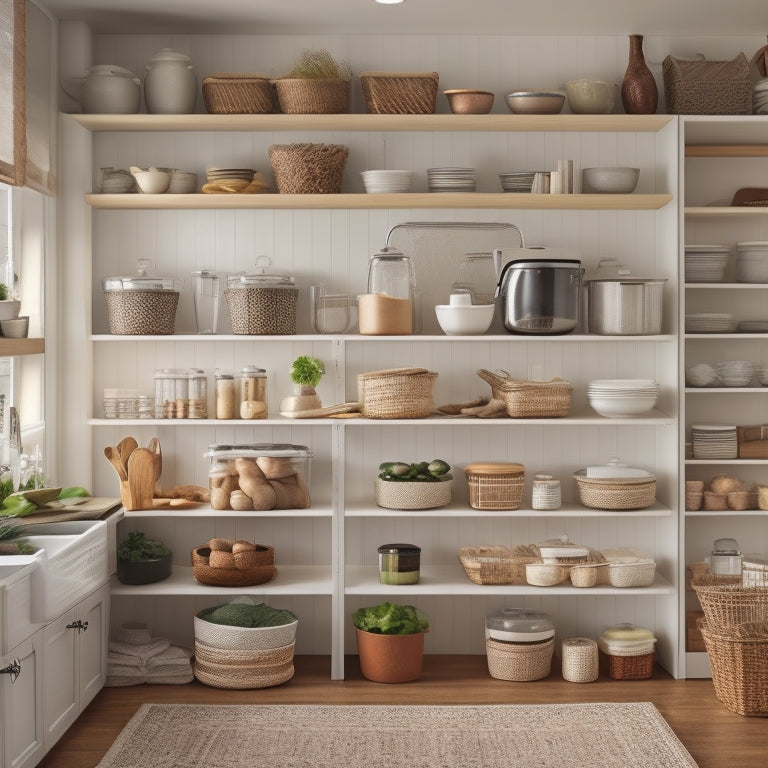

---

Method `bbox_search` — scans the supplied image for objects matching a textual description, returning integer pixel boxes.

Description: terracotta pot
[354,628,425,683]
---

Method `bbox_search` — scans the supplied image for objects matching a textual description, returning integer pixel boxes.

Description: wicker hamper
[477,369,572,418]
[193,639,295,689]
[662,53,752,115]
[268,143,349,194]
[692,577,768,627]
[202,73,276,114]
[360,71,439,114]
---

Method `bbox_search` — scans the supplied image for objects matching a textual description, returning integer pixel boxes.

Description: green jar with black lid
[378,543,421,585]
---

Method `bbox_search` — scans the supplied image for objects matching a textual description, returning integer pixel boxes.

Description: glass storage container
[237,365,268,420]
[377,543,421,585]
[188,368,208,419]
[154,368,188,418]
[215,371,236,420]
[359,246,415,335]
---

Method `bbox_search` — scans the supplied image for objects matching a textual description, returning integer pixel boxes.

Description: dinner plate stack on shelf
[498,171,537,192]
[735,241,768,283]
[206,167,256,183]
[691,424,738,459]
[684,245,730,283]
[427,167,476,192]
[736,320,768,333]
[685,313,736,333]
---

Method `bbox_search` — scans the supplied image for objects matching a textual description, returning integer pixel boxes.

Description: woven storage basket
[692,577,768,627]
[477,369,572,418]
[374,477,452,509]
[357,367,437,419]
[273,78,350,114]
[458,545,539,585]
[193,640,295,689]
[573,474,656,510]
[569,563,606,588]
[104,290,179,335]
[561,637,599,683]
[486,636,554,681]
[606,560,656,588]
[360,71,439,114]
[464,462,525,510]
[192,544,277,587]
[269,143,349,194]
[202,72,276,114]
[224,285,298,334]
[194,614,298,650]
[698,619,768,716]
[662,53,752,115]
[601,649,655,680]
[524,561,570,587]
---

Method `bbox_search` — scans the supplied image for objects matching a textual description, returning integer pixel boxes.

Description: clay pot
[621,34,658,115]
[354,628,425,683]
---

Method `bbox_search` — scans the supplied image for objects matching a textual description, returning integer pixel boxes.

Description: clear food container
[485,608,554,643]
[237,365,268,419]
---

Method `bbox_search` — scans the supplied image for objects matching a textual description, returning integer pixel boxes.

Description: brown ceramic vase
[621,34,658,114]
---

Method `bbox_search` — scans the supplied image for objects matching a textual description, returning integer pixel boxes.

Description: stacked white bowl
[755,362,768,386]
[735,241,768,283]
[713,360,754,387]
[587,379,660,417]
[427,167,476,192]
[684,245,730,283]
[361,170,413,193]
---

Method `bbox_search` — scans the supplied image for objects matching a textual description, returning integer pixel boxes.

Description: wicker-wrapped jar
[102,274,181,335]
[485,609,555,681]
[561,637,599,682]
[269,142,349,194]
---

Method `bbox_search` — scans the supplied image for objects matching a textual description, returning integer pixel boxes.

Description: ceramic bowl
[565,79,616,114]
[0,299,21,321]
[130,167,172,194]
[582,166,640,194]
[168,171,198,194]
[444,89,495,114]
[504,90,565,115]
[435,301,494,335]
[0,315,29,338]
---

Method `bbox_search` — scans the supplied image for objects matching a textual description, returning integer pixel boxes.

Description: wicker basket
[273,78,350,114]
[477,369,572,418]
[464,462,525,510]
[698,619,768,716]
[194,612,298,650]
[458,545,539,585]
[104,289,179,335]
[192,544,277,587]
[268,143,349,194]
[662,53,752,115]
[573,474,656,511]
[202,72,276,114]
[357,367,437,419]
[193,640,295,689]
[569,563,606,588]
[360,71,439,114]
[606,560,656,588]
[486,636,554,681]
[374,477,452,509]
[692,577,768,627]
[561,637,599,683]
[601,649,655,680]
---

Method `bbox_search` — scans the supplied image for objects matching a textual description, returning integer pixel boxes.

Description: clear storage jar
[237,365,268,420]
[188,369,208,419]
[215,371,237,420]
[154,368,188,418]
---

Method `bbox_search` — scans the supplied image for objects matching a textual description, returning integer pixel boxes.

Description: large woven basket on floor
[273,78,350,113]
[458,545,540,585]
[697,619,768,716]
[360,71,439,114]
[477,369,572,418]
[691,577,768,627]
[357,367,437,419]
[201,72,276,114]
[269,143,349,194]
[193,639,295,689]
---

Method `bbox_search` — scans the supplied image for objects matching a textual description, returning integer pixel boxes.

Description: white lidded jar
[81,64,141,114]
[144,48,197,114]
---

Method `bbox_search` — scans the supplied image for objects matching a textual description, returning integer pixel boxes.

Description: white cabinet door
[0,631,44,768]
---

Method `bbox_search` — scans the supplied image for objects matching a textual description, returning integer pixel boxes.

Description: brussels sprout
[428,459,451,476]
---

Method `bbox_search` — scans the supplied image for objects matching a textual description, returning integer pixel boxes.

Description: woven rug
[96,702,698,768]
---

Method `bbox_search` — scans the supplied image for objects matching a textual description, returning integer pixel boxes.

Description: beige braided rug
[96,702,698,768]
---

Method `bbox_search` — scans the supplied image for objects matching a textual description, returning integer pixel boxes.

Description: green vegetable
[352,602,429,635]
[58,486,90,499]
[117,531,170,562]
[377,459,452,482]
[427,459,450,476]
[0,497,37,517]
[198,602,297,628]
[0,283,8,301]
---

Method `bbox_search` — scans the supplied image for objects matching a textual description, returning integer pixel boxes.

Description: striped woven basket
[201,73,276,114]
[193,640,295,689]
[358,367,437,419]
[458,545,539,585]
[360,71,439,114]
[486,636,554,681]
[273,78,350,113]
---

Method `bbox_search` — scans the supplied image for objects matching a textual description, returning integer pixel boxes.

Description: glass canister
[532,473,562,510]
[188,369,208,419]
[238,365,268,420]
[378,543,421,585]
[154,368,188,418]
[359,246,415,335]
[710,537,742,575]
[215,371,237,420]
[190,270,221,334]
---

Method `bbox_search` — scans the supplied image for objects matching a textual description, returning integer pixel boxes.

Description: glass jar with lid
[215,371,237,420]
[154,368,188,418]
[238,365,268,420]
[450,252,497,305]
[359,246,415,335]
[710,537,742,575]
[188,369,208,419]
[532,473,561,510]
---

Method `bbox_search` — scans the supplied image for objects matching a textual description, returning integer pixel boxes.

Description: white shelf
[685,388,768,394]
[685,207,768,218]
[344,564,675,596]
[685,283,768,290]
[110,564,332,595]
[685,458,768,465]
[122,505,333,518]
[88,417,340,427]
[686,509,766,517]
[684,333,768,340]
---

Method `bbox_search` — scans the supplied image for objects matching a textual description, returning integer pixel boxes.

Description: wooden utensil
[147,437,163,495]
[126,447,156,510]
[117,436,138,468]
[104,446,128,482]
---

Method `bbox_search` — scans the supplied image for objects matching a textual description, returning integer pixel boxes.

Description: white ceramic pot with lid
[81,65,141,114]
[144,48,197,114]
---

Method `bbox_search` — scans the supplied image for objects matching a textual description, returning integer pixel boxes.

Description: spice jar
[532,473,561,510]
[378,543,421,585]
[238,365,268,420]
[188,369,208,419]
[215,371,237,420]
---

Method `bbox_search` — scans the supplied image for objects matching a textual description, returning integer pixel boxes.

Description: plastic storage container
[484,608,555,681]
[205,443,312,511]
[377,543,421,585]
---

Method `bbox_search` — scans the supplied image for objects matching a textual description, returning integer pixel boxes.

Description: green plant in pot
[352,601,429,683]
[117,530,172,585]
[0,282,21,321]
[279,355,325,415]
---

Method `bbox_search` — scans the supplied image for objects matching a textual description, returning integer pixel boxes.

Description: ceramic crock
[81,64,141,114]
[144,48,197,114]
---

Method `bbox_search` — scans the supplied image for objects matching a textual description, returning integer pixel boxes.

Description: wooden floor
[38,655,767,768]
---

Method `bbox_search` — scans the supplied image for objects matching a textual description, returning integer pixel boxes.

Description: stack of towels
[106,622,194,686]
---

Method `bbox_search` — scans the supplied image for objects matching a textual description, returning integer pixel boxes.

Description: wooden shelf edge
[685,144,768,157]
[685,206,768,216]
[0,337,44,356]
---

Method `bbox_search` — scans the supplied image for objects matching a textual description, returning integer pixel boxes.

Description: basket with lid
[464,462,525,510]
[485,609,555,681]
[224,257,298,335]
[102,259,181,335]
[598,624,656,679]
[572,457,656,510]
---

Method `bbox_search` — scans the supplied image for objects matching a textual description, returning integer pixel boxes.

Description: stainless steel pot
[585,271,666,335]
[495,257,583,334]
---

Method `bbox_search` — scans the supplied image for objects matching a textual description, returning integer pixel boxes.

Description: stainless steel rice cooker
[495,257,583,334]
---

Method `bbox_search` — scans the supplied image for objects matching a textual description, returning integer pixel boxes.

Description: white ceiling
[34,0,768,36]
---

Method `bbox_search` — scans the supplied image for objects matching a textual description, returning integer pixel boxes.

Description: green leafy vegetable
[117,531,170,562]
[58,486,90,499]
[289,355,325,388]
[352,602,429,635]
[198,602,297,628]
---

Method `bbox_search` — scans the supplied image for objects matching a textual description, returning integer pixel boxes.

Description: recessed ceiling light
[375,0,405,4]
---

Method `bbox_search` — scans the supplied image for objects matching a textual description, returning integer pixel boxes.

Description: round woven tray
[485,636,554,681]
[269,143,349,194]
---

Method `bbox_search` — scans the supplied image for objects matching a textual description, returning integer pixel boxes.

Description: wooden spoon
[117,436,138,468]
[104,446,128,482]
[126,447,156,510]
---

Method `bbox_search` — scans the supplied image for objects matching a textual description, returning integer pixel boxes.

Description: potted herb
[352,601,429,683]
[273,49,352,114]
[117,530,172,584]
[280,355,325,415]
[0,283,21,321]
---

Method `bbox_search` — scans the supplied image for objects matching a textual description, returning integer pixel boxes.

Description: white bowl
[435,303,494,335]
[130,168,171,194]
[588,393,658,418]
[565,79,616,114]
[0,316,29,338]
[582,167,640,194]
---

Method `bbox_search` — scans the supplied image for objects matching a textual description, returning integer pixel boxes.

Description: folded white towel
[146,646,193,668]
[108,638,170,664]
[106,663,146,677]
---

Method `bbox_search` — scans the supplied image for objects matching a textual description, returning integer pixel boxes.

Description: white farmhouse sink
[13,521,109,622]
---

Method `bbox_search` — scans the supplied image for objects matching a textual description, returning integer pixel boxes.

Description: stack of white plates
[206,167,255,183]
[713,360,754,387]
[691,424,738,459]
[735,241,768,283]
[737,320,768,333]
[498,171,537,192]
[685,313,736,333]
[586,379,660,417]
[684,245,729,283]
[754,78,768,115]
[756,363,768,386]
[361,169,413,193]
[427,167,476,192]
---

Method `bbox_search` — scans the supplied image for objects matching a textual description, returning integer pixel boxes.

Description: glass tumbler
[190,270,221,334]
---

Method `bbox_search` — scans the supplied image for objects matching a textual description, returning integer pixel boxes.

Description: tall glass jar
[154,368,188,419]
[215,371,236,420]
[188,369,208,419]
[359,246,415,335]
[238,365,268,420]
